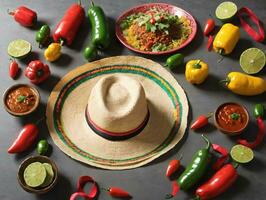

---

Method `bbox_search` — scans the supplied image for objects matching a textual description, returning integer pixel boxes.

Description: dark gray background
[0,0,265,199]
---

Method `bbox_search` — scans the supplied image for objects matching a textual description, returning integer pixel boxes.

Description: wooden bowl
[3,84,40,117]
[214,102,249,136]
[18,156,58,194]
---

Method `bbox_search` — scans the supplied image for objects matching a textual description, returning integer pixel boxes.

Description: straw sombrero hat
[46,56,188,170]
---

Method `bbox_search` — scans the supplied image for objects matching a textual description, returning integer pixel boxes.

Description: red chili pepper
[203,19,215,36]
[8,6,37,27]
[9,59,19,79]
[238,117,265,149]
[166,155,182,178]
[53,3,85,46]
[238,7,265,42]
[195,163,238,200]
[106,187,131,198]
[206,35,214,52]
[24,60,50,84]
[70,176,99,200]
[191,113,213,130]
[8,124,39,154]
[212,144,229,170]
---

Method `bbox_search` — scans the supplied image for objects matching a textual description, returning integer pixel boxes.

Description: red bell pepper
[25,60,50,84]
[53,3,85,46]
[8,124,39,154]
[195,163,238,200]
[8,6,37,27]
[203,19,215,36]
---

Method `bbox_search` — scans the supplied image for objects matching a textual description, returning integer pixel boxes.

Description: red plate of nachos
[116,3,197,55]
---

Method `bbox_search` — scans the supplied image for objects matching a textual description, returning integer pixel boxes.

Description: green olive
[37,140,49,155]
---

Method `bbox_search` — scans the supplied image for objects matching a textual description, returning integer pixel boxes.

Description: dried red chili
[70,176,99,200]
[238,104,265,149]
[212,144,229,170]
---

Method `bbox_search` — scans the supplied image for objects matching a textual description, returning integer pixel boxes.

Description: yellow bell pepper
[44,43,61,62]
[222,72,266,96]
[213,23,240,55]
[185,60,208,84]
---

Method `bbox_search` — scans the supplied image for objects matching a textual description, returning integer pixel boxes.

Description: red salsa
[216,103,248,133]
[5,85,38,114]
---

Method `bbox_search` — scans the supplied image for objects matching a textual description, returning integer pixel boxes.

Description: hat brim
[46,56,188,170]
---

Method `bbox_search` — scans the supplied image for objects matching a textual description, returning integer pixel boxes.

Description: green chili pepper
[83,45,97,61]
[88,2,110,49]
[164,53,184,70]
[254,104,264,119]
[36,25,50,48]
[177,135,211,191]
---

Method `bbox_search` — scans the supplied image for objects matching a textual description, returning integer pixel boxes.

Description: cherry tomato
[150,18,156,24]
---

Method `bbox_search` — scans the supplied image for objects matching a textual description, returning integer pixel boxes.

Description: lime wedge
[240,48,266,74]
[41,163,54,187]
[23,162,47,188]
[230,144,254,164]
[7,39,32,59]
[215,1,238,22]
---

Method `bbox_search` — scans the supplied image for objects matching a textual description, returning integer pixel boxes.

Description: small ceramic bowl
[18,156,58,194]
[214,102,249,135]
[3,84,40,117]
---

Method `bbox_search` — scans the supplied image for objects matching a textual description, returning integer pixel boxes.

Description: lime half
[215,1,238,22]
[41,163,54,187]
[23,162,47,188]
[230,144,254,164]
[240,48,266,74]
[7,39,32,59]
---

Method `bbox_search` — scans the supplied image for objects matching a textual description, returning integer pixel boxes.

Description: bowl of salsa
[3,84,40,117]
[214,102,249,135]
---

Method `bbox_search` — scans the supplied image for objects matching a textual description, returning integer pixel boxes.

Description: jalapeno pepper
[83,44,98,61]
[87,2,110,49]
[177,135,211,191]
[164,53,184,70]
[194,163,238,200]
[53,3,85,46]
[36,25,50,48]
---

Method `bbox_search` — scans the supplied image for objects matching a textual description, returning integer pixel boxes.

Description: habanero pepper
[177,135,212,191]
[238,104,265,149]
[25,60,50,84]
[8,123,39,154]
[44,43,62,62]
[53,3,85,46]
[87,2,110,49]
[185,60,209,84]
[8,6,37,27]
[194,163,238,200]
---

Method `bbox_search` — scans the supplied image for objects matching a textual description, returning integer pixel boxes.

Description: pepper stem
[219,78,230,86]
[232,161,239,169]
[201,134,211,151]
[91,1,95,6]
[59,38,64,46]
[206,112,213,119]
[7,9,15,16]
[165,194,174,199]
[78,0,82,5]
[217,48,224,55]
[193,60,202,69]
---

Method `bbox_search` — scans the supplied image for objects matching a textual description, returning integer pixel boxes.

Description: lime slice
[240,48,266,74]
[215,1,238,22]
[41,163,55,187]
[7,39,32,59]
[230,144,254,164]
[23,162,47,188]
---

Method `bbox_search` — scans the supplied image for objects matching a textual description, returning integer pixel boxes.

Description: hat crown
[87,75,148,134]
